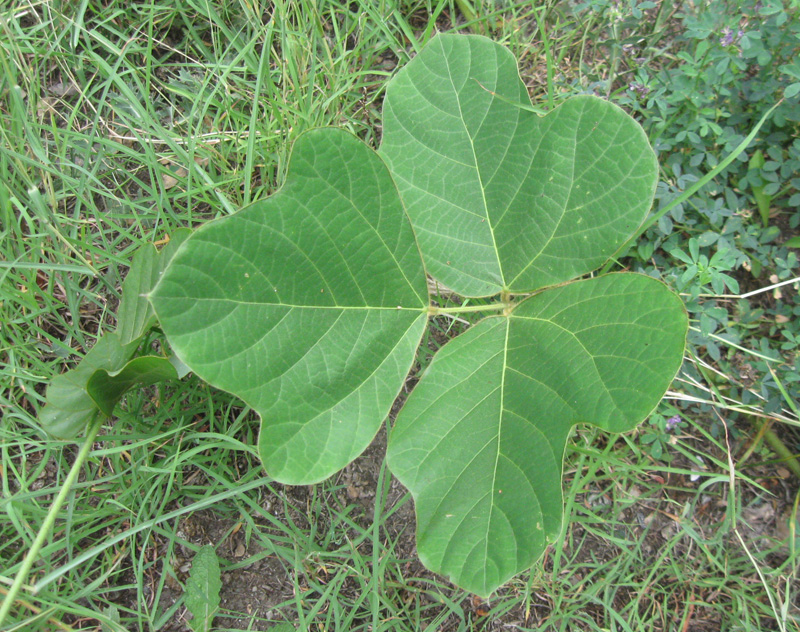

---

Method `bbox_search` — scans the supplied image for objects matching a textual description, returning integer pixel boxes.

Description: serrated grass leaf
[184,545,221,632]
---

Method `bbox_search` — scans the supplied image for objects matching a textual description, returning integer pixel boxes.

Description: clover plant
[37,34,687,598]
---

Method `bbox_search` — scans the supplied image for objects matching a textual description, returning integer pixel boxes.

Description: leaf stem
[0,415,104,626]
[761,420,800,479]
[600,99,783,274]
[429,302,509,316]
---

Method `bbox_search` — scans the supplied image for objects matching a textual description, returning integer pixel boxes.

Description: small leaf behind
[40,333,140,438]
[117,228,191,345]
[40,332,179,438]
[184,545,221,632]
[40,233,189,438]
[87,354,178,417]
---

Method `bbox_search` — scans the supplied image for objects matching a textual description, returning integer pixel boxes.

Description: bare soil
[99,418,798,632]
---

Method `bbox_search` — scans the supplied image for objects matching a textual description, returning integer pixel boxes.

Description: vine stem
[0,415,104,625]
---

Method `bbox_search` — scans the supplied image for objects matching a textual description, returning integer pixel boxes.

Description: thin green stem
[600,99,783,274]
[768,365,799,419]
[33,475,272,592]
[534,7,555,110]
[454,0,479,33]
[762,423,800,479]
[370,458,388,632]
[606,21,619,99]
[0,415,104,626]
[692,348,800,480]
[429,302,509,316]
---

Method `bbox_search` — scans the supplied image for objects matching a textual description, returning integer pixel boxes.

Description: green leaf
[184,545,221,632]
[117,228,192,345]
[86,355,179,417]
[40,334,140,438]
[748,149,771,227]
[387,274,687,596]
[40,235,188,439]
[784,82,800,99]
[151,128,429,485]
[670,248,694,265]
[40,332,179,438]
[649,439,663,460]
[100,605,123,632]
[380,34,657,297]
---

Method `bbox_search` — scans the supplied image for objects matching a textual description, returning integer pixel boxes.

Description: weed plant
[572,0,800,413]
[1,1,798,630]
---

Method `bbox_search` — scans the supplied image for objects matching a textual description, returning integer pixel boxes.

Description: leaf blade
[151,128,429,484]
[39,333,140,438]
[86,355,179,417]
[184,545,221,632]
[40,234,189,438]
[380,34,657,297]
[387,273,687,596]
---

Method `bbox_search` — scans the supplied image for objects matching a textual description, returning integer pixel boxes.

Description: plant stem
[692,349,800,480]
[768,365,800,419]
[762,421,800,479]
[454,0,480,33]
[533,7,555,110]
[764,365,800,478]
[0,415,104,626]
[429,302,509,316]
[0,585,76,632]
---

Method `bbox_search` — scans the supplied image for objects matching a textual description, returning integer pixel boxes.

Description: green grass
[1,0,798,630]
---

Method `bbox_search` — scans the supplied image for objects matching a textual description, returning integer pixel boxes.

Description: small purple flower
[666,415,682,431]
[629,81,650,98]
[720,27,735,47]
[720,27,744,47]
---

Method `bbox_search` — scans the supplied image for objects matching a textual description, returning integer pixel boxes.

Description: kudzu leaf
[40,333,179,438]
[184,545,221,632]
[380,34,657,297]
[150,128,429,485]
[387,274,687,596]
